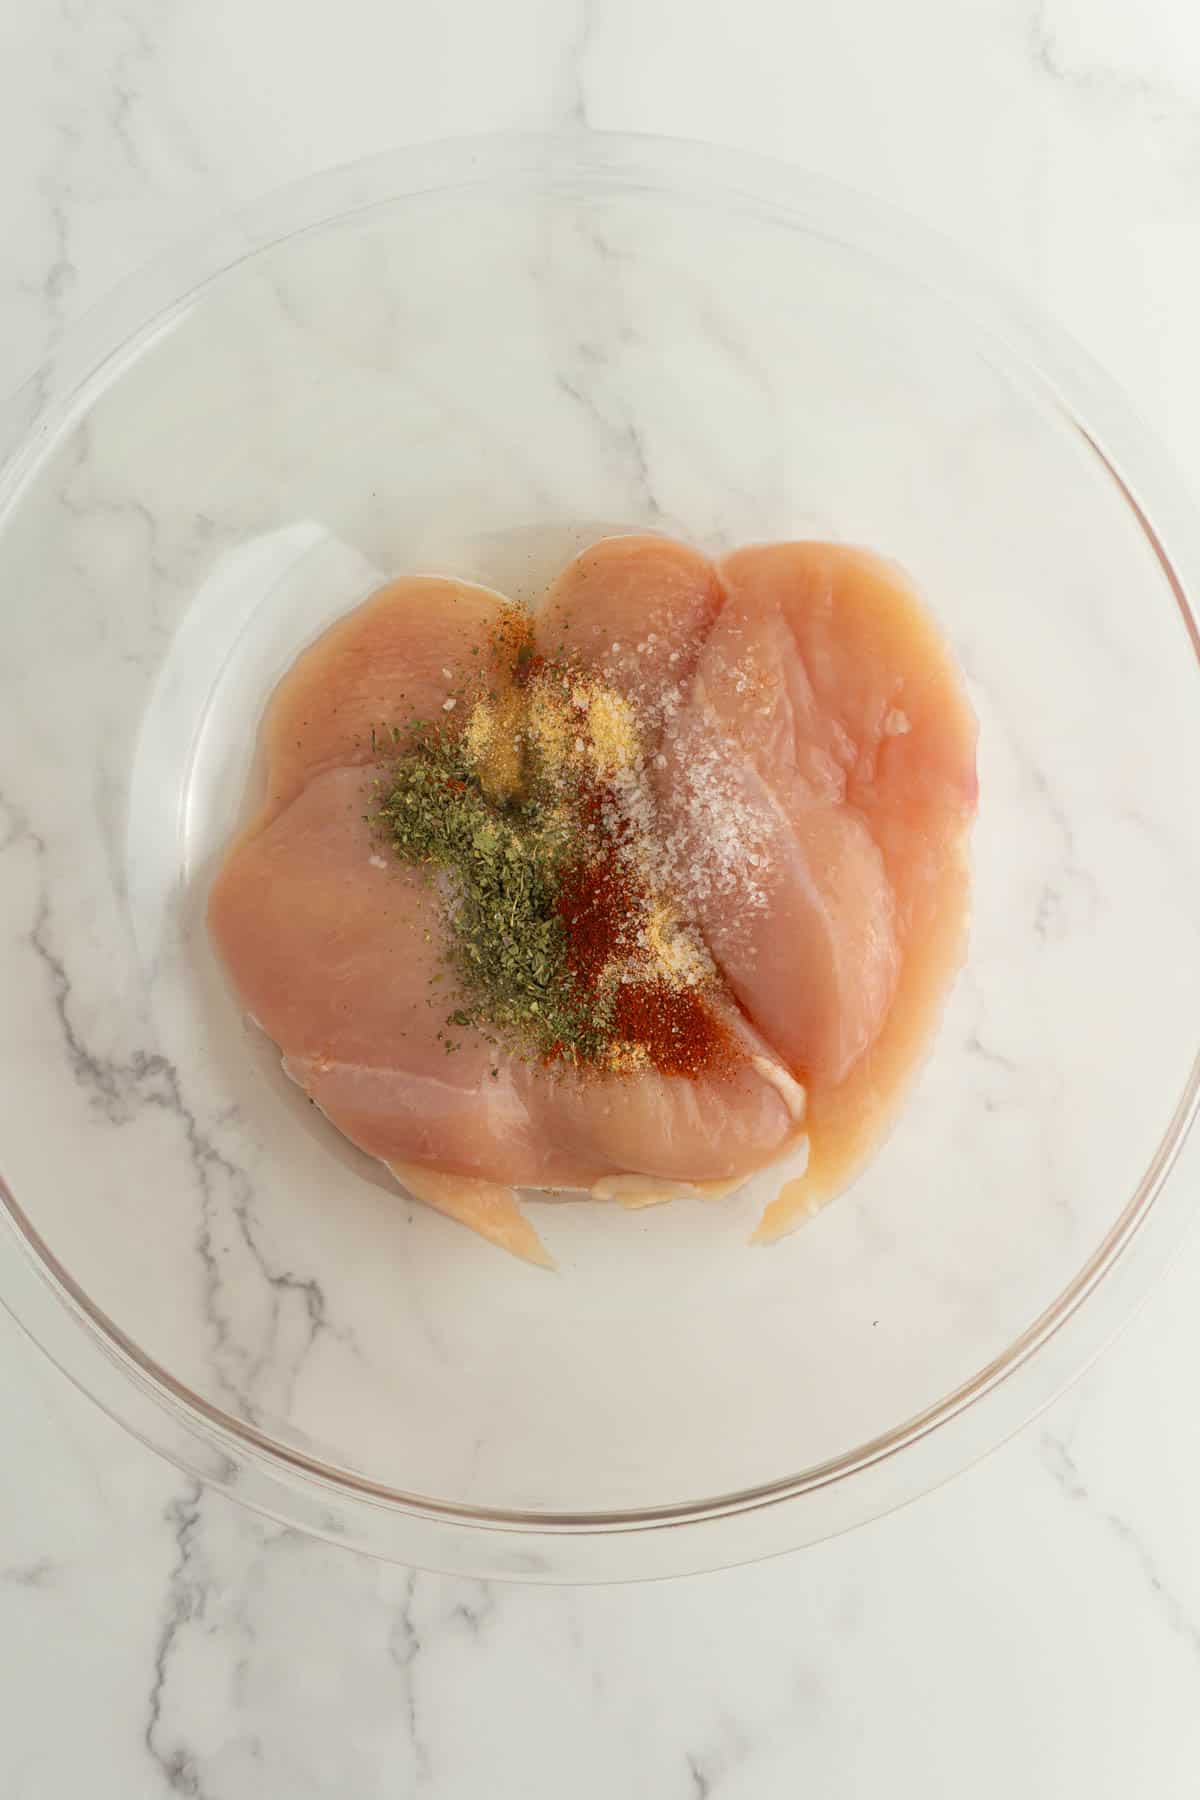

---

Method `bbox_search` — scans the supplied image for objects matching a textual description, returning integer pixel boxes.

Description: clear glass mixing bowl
[1,133,1198,1581]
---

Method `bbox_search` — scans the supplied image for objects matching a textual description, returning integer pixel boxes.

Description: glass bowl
[1,132,1198,1583]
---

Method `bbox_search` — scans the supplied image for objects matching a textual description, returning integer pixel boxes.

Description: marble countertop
[4,1,1200,1793]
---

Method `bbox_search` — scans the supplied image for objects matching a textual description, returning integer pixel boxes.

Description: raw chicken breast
[656,694,899,1088]
[209,533,975,1260]
[209,764,802,1263]
[263,575,511,818]
[530,1013,804,1190]
[537,534,723,737]
[208,770,563,1185]
[658,541,977,1233]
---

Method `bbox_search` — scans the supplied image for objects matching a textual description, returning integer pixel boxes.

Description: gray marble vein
[559,0,598,128]
[16,801,358,1421]
[144,1484,212,1798]
[0,1557,58,1589]
[1030,0,1200,123]
[1040,1429,1200,1662]
[387,1571,434,1785]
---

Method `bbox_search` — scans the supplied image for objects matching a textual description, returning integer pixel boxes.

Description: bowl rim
[2,128,1199,1581]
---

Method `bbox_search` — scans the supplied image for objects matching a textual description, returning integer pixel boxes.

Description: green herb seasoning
[377,728,611,1063]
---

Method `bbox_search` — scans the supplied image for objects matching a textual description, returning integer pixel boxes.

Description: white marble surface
[3,0,1200,1793]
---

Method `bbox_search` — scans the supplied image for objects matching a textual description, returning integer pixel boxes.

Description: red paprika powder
[554,851,729,1078]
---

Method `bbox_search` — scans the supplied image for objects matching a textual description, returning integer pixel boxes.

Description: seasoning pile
[376,605,732,1078]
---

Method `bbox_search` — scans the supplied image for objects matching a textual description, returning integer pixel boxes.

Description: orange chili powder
[554,854,641,992]
[555,852,730,1078]
[613,979,730,1079]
